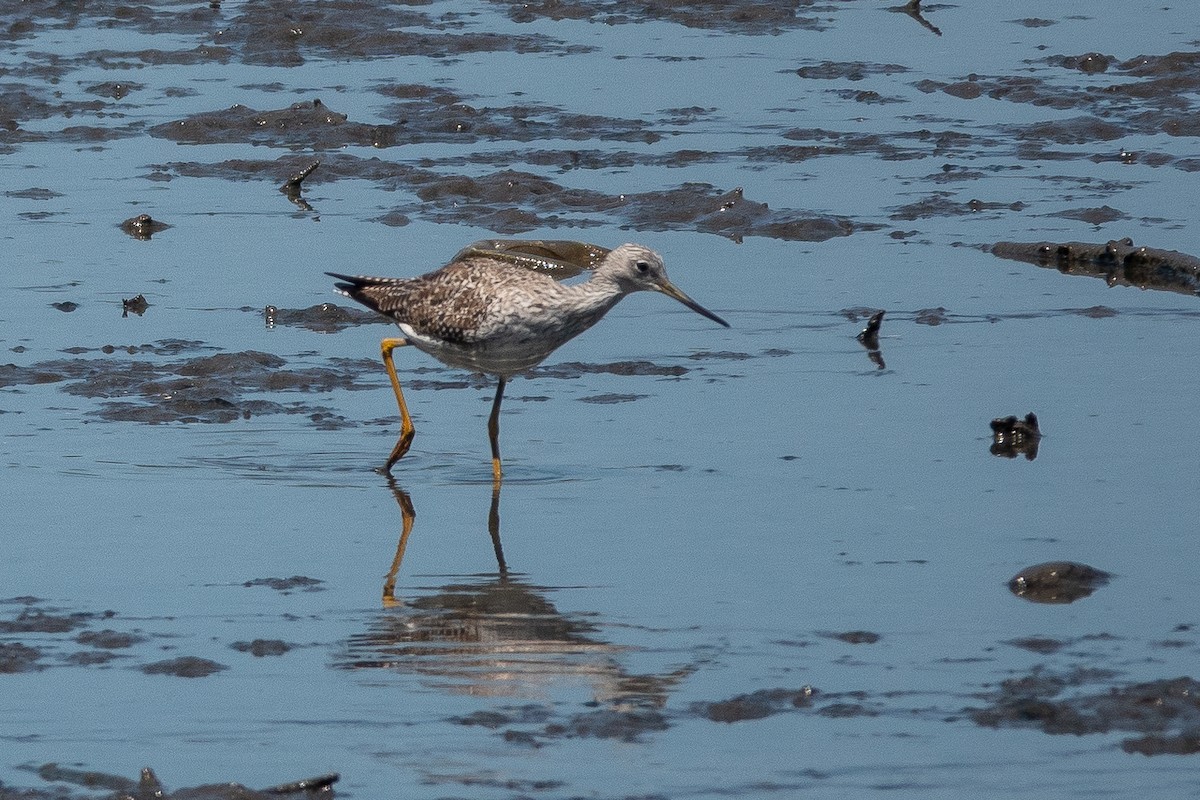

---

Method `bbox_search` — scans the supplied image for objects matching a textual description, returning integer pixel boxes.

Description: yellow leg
[381,337,415,474]
[488,377,507,482]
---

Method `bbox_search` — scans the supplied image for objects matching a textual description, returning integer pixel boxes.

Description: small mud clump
[1009,561,1111,604]
[119,213,169,240]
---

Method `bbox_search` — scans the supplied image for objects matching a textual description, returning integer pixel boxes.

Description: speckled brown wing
[328,261,515,346]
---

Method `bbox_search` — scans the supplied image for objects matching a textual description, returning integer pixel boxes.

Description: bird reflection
[339,479,694,704]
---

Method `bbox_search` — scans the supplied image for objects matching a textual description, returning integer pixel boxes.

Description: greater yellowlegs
[329,241,728,479]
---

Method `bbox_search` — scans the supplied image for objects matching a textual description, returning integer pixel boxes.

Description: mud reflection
[340,481,692,709]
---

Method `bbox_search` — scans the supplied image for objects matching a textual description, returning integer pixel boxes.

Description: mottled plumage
[328,242,728,478]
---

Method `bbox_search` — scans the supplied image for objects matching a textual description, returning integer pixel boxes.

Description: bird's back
[330,259,620,375]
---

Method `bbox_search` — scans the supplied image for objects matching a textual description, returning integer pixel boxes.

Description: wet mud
[0,765,336,800]
[0,599,216,678]
[970,672,1200,756]
[159,148,862,240]
[990,239,1200,296]
[0,346,366,426]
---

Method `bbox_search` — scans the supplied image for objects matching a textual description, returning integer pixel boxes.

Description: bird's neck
[557,272,627,328]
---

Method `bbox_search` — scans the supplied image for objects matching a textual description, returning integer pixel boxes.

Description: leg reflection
[382,477,416,607]
[382,477,508,606]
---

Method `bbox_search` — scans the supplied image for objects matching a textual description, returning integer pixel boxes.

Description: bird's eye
[635,260,651,274]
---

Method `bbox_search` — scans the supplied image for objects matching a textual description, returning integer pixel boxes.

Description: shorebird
[328,241,728,480]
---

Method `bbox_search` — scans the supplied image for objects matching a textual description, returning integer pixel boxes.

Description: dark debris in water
[990,412,1041,461]
[121,294,149,317]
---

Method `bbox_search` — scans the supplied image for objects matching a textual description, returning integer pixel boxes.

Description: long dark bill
[658,280,730,328]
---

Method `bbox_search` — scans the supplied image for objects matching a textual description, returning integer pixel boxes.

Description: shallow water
[4,2,1200,797]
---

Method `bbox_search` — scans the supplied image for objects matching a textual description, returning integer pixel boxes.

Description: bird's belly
[399,324,557,377]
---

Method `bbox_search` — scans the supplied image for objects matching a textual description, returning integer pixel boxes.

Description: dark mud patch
[5,188,62,200]
[155,153,864,241]
[794,61,910,81]
[1006,636,1068,655]
[990,238,1200,297]
[492,0,832,34]
[213,2,578,67]
[0,643,43,674]
[1053,205,1128,225]
[577,393,649,404]
[140,656,227,678]
[230,639,293,657]
[532,360,689,379]
[698,687,816,723]
[970,671,1200,755]
[0,601,168,673]
[1,346,373,426]
[6,764,337,799]
[76,629,147,649]
[890,194,1025,221]
[0,607,95,635]
[545,709,670,742]
[242,576,325,594]
[153,91,660,150]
